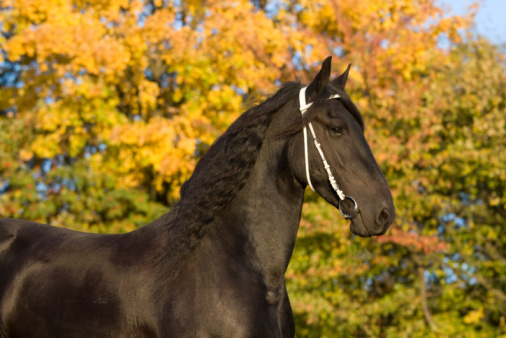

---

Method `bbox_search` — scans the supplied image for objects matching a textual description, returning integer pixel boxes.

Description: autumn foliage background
[1,0,505,336]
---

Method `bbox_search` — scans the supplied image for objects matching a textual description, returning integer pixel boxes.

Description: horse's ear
[331,63,352,89]
[306,56,332,100]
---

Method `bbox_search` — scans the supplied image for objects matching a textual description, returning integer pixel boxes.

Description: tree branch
[412,253,439,332]
[418,265,438,331]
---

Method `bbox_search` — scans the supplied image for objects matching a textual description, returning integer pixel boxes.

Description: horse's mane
[160,81,301,273]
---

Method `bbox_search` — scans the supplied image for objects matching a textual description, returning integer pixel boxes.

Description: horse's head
[287,57,396,237]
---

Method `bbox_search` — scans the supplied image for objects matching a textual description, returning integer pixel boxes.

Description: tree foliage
[1,0,505,335]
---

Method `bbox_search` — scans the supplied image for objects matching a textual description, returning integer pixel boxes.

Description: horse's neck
[212,133,305,286]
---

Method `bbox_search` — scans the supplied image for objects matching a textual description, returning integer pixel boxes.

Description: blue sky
[440,0,506,44]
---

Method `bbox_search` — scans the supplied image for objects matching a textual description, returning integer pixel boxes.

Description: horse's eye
[330,126,344,136]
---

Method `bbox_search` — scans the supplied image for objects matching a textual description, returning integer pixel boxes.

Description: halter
[299,86,360,220]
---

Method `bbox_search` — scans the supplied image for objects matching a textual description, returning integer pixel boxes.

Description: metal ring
[338,196,360,220]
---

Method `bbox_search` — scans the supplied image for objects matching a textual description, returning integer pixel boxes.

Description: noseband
[299,87,360,220]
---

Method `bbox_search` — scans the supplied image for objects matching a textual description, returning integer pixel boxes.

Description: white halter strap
[299,86,344,200]
[298,86,360,219]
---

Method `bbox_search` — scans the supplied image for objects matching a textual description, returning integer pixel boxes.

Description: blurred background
[1,0,505,336]
[441,0,506,44]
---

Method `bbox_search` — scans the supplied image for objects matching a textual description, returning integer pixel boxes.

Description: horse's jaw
[349,211,394,237]
[349,212,371,237]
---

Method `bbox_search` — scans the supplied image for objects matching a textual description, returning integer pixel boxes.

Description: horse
[0,56,395,337]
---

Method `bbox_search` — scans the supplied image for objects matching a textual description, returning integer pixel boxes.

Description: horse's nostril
[377,208,389,226]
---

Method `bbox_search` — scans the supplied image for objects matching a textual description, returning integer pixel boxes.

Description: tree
[2,0,504,335]
[285,2,506,335]
[0,0,307,229]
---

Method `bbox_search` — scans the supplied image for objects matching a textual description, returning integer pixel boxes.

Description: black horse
[0,57,395,337]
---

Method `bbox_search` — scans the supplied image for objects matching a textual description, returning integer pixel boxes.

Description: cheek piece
[298,86,360,220]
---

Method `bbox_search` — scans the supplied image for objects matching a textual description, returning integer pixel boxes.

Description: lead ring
[338,196,360,220]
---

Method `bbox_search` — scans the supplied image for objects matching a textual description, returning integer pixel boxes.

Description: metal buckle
[338,196,360,220]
